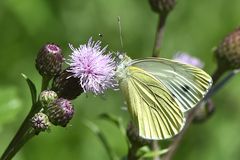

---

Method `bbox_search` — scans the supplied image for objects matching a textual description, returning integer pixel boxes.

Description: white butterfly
[115,55,212,140]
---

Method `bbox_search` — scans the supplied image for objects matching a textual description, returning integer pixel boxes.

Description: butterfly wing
[119,66,185,140]
[131,58,212,112]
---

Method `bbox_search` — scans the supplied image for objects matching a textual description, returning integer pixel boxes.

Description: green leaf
[21,73,37,105]
[0,86,22,129]
[137,146,169,159]
[98,113,130,148]
[82,119,119,160]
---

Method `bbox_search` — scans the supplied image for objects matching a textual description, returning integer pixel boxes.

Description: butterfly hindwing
[119,66,185,140]
[131,58,212,112]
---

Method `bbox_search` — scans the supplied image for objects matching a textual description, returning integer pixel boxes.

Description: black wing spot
[181,85,190,92]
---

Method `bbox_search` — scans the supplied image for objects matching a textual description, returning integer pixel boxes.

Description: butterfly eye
[118,53,124,60]
[115,52,127,64]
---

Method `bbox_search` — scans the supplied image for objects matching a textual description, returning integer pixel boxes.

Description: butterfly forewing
[131,58,212,112]
[119,66,185,140]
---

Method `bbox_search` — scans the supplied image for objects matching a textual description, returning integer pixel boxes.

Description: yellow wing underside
[120,66,185,140]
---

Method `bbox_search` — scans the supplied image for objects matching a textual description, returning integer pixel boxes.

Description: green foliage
[21,74,37,105]
[1,0,240,159]
[0,86,22,128]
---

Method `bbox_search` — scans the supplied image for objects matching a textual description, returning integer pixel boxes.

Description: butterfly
[115,54,212,140]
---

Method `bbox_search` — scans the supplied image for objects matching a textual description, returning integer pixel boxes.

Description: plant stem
[211,67,227,84]
[1,75,50,160]
[151,141,161,160]
[0,102,41,160]
[152,13,167,57]
[128,145,139,160]
[162,107,196,160]
[41,76,51,91]
[208,69,240,97]
[150,12,169,160]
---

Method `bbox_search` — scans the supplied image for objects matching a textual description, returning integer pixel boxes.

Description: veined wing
[131,58,212,112]
[119,66,185,140]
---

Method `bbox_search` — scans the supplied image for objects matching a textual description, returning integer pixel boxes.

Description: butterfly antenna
[117,16,124,49]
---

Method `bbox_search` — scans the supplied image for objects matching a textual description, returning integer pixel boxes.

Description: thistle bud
[31,112,50,134]
[39,90,58,108]
[193,99,215,123]
[47,98,74,127]
[52,68,83,100]
[35,43,64,78]
[148,0,176,14]
[215,28,240,71]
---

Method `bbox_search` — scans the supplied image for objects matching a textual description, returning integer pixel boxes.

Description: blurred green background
[1,0,240,159]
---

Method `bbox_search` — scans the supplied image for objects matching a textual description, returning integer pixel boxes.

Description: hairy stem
[0,102,41,160]
[41,76,51,91]
[152,13,167,57]
[162,108,196,160]
[128,146,139,160]
[211,67,227,84]
[151,141,161,160]
[1,75,49,160]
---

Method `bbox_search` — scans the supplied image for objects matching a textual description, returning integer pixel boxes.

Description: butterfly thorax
[115,54,132,83]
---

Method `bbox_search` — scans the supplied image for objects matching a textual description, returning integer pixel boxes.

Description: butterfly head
[115,53,132,81]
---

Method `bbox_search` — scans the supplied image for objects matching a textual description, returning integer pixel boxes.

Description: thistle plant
[1,1,240,160]
[0,39,117,160]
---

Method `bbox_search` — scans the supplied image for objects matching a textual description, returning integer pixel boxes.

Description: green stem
[151,141,161,160]
[152,13,167,57]
[207,69,240,98]
[41,76,51,91]
[211,66,227,84]
[127,145,139,160]
[0,102,42,160]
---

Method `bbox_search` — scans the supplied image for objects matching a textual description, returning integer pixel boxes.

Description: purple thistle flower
[173,52,204,68]
[67,38,116,95]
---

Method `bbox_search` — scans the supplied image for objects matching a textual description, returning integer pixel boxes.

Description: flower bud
[35,43,64,78]
[47,98,74,127]
[52,68,83,100]
[215,27,240,71]
[39,90,58,108]
[193,99,215,123]
[31,112,50,134]
[148,0,176,14]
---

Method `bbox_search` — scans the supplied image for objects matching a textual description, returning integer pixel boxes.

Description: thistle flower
[31,113,50,133]
[47,98,74,127]
[35,43,64,78]
[173,52,204,68]
[67,38,116,95]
